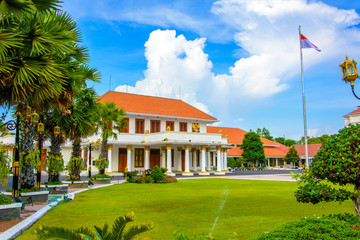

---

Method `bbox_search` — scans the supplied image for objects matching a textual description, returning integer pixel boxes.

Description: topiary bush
[255,216,360,240]
[151,165,164,183]
[160,167,167,174]
[132,176,154,184]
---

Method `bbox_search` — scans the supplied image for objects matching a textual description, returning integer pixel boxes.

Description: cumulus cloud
[115,29,213,113]
[113,0,360,123]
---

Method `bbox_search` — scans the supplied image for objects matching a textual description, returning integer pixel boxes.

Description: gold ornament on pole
[340,56,359,84]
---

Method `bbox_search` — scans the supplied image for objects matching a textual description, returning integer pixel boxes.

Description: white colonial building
[0,91,233,176]
[344,107,360,126]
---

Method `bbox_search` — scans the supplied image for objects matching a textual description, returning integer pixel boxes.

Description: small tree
[151,165,164,183]
[294,124,360,218]
[241,132,266,168]
[284,146,300,167]
[0,146,11,187]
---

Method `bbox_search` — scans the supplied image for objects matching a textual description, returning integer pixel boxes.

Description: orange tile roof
[344,107,360,117]
[208,126,288,158]
[293,144,321,156]
[207,126,280,146]
[99,91,217,121]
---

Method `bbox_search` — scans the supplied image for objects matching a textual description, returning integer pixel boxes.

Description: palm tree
[36,212,153,240]
[58,88,100,180]
[96,102,126,174]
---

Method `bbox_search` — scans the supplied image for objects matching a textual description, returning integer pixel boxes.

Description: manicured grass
[18,179,354,239]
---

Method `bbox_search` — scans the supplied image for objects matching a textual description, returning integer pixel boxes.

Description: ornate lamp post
[87,139,100,185]
[0,108,39,198]
[340,56,360,100]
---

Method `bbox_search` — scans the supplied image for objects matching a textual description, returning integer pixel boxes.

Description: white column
[200,146,209,175]
[268,159,270,168]
[276,158,279,167]
[126,146,132,171]
[212,151,216,169]
[182,145,193,176]
[192,148,197,171]
[223,149,228,172]
[107,145,113,172]
[215,146,225,175]
[165,145,175,176]
[177,147,182,172]
[144,146,150,170]
[206,148,211,171]
[161,147,166,168]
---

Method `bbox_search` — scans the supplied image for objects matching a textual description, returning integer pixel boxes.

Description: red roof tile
[293,144,321,156]
[344,107,360,117]
[207,126,288,158]
[99,91,217,121]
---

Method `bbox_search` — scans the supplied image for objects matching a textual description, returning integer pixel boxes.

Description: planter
[2,191,49,203]
[0,203,22,221]
[41,184,68,194]
[62,181,88,188]
[92,178,111,184]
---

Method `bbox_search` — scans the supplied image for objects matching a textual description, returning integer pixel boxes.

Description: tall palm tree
[58,88,100,180]
[96,102,126,174]
[36,212,153,240]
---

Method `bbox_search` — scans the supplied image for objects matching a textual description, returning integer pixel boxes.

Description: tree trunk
[48,135,63,183]
[353,188,360,219]
[99,139,107,174]
[71,139,81,180]
[19,121,35,189]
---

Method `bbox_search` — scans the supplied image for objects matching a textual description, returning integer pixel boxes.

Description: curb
[0,183,120,240]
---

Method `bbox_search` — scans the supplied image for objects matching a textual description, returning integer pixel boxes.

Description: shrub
[173,228,213,240]
[325,213,360,225]
[160,167,167,174]
[255,216,360,240]
[0,193,14,205]
[92,173,112,179]
[151,165,164,182]
[94,157,109,174]
[132,176,154,184]
[161,175,177,183]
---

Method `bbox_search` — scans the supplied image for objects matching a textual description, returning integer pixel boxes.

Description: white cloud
[234,118,244,122]
[114,0,360,124]
[115,29,213,113]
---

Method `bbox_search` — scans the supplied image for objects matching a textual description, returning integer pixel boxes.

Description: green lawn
[18,179,353,239]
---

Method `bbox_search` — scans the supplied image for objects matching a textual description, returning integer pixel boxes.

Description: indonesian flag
[300,34,321,52]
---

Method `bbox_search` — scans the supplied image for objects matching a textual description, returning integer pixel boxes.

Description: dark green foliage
[0,145,11,187]
[294,124,360,217]
[275,137,298,147]
[325,213,360,225]
[92,173,112,179]
[20,187,40,193]
[94,157,109,174]
[227,157,241,169]
[151,165,165,183]
[241,132,266,166]
[160,167,167,174]
[43,180,62,185]
[255,217,360,240]
[132,176,155,184]
[35,212,153,240]
[256,128,274,141]
[284,146,300,164]
[0,193,14,205]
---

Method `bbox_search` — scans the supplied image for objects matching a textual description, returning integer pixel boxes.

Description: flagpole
[299,25,309,167]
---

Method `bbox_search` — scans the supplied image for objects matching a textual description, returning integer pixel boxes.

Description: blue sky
[61,0,360,140]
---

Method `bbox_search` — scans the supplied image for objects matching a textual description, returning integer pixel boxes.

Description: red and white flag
[300,34,321,52]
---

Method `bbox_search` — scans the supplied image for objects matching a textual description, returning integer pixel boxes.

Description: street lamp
[87,139,100,185]
[0,109,39,199]
[340,56,360,100]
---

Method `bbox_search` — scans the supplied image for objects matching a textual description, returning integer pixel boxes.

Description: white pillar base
[182,172,194,176]
[199,171,210,176]
[165,172,175,177]
[215,171,226,175]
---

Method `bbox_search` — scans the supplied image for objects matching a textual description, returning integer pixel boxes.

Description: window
[120,118,129,133]
[150,120,160,133]
[179,122,187,132]
[135,119,144,133]
[166,121,174,131]
[135,149,144,167]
